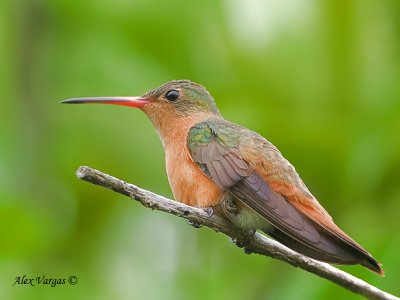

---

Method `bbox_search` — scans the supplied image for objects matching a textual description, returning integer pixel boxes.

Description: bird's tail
[264,226,384,276]
[361,256,384,276]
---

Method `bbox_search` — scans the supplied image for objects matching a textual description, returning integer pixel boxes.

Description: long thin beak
[61,96,149,108]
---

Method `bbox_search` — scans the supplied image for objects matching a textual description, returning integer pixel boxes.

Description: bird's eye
[165,89,180,102]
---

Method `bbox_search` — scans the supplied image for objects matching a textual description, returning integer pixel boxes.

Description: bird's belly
[166,151,223,207]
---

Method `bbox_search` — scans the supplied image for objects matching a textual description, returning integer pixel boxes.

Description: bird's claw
[204,207,214,217]
[187,220,203,228]
[231,229,256,248]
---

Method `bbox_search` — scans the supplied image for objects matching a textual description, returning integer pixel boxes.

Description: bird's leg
[215,193,238,222]
[216,194,256,247]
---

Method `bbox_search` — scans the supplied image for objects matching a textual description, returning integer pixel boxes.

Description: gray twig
[76,166,398,300]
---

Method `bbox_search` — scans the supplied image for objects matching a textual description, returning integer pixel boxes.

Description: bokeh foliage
[1,0,399,299]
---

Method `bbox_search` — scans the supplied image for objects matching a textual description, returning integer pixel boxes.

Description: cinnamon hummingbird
[62,80,383,275]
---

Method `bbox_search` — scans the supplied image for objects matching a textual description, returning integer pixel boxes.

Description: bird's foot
[231,229,256,248]
[187,220,203,228]
[216,194,239,223]
[203,207,214,218]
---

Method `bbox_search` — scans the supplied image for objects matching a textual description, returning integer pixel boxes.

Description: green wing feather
[187,120,250,188]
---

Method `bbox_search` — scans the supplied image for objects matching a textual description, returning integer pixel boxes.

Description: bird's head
[61,80,221,131]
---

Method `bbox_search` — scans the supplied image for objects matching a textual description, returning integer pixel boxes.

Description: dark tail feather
[362,256,384,276]
[265,226,384,276]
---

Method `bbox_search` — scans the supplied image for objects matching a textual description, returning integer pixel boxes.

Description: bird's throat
[143,106,217,152]
[143,110,223,207]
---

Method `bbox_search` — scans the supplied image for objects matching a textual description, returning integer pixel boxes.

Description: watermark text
[12,275,78,287]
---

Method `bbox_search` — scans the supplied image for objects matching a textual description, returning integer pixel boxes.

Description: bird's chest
[165,141,223,207]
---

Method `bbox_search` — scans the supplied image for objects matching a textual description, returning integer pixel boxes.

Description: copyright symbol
[68,276,78,285]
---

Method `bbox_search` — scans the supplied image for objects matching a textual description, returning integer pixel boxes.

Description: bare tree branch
[76,166,398,300]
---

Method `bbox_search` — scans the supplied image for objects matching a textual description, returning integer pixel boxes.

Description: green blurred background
[1,0,399,299]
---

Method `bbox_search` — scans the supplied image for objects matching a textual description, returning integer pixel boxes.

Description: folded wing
[187,120,383,275]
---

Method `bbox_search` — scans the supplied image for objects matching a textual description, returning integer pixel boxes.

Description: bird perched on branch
[62,80,383,275]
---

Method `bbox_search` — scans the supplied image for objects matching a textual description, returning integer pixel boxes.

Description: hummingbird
[62,80,383,275]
